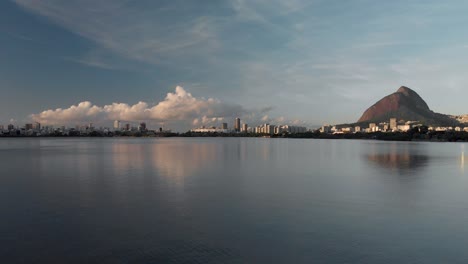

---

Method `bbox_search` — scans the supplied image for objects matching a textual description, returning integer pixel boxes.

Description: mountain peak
[396,86,417,97]
[356,86,455,125]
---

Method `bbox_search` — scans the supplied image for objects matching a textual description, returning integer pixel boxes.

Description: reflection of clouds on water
[366,143,430,175]
[461,151,464,171]
[150,141,218,182]
[111,139,219,186]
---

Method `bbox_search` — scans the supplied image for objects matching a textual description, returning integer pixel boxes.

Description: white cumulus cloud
[29,86,309,130]
[30,86,244,126]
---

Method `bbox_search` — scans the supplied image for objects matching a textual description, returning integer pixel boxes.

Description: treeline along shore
[2,126,468,142]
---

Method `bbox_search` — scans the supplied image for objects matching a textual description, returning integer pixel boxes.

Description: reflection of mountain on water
[366,145,430,174]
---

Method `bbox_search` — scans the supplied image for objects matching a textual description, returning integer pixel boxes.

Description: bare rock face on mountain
[357,86,456,125]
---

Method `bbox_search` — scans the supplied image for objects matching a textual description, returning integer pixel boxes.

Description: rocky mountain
[357,86,458,126]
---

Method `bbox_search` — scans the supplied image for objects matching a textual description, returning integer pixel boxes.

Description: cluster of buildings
[0,122,46,136]
[252,124,307,134]
[320,118,414,134]
[112,120,155,132]
[453,115,468,124]
[0,120,170,137]
[321,117,468,134]
[432,126,468,132]
[191,117,308,134]
[4,116,468,137]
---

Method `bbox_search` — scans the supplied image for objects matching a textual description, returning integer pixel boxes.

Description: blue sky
[1,0,468,130]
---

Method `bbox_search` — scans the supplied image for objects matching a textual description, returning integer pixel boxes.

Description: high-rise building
[25,124,33,130]
[7,124,14,131]
[222,123,228,129]
[114,120,120,130]
[266,124,275,134]
[125,123,130,131]
[320,125,332,133]
[33,122,41,130]
[0,125,3,131]
[274,126,280,134]
[139,122,147,131]
[390,118,397,130]
[242,123,248,132]
[234,118,241,132]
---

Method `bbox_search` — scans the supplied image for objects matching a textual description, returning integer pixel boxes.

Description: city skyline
[2,1,468,130]
[0,115,307,133]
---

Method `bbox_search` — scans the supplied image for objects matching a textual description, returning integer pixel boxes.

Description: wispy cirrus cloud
[12,0,311,67]
[62,56,116,70]
[13,0,222,66]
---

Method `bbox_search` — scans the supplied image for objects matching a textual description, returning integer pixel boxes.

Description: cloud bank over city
[29,86,302,129]
[30,86,241,125]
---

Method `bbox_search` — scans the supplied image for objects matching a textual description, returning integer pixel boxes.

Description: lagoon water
[1,138,467,263]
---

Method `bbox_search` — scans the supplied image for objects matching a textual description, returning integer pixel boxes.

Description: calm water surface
[1,138,467,263]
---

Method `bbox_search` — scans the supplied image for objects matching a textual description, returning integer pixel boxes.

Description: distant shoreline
[1,131,468,142]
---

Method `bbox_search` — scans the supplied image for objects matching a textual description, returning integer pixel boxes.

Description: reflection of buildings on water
[460,144,465,172]
[112,142,146,171]
[366,145,430,174]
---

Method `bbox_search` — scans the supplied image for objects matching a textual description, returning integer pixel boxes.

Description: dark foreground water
[1,138,467,263]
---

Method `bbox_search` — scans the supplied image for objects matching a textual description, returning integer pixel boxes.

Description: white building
[397,125,411,132]
[342,127,354,133]
[113,120,120,130]
[320,125,332,133]
[390,118,397,130]
[252,124,307,134]
[191,128,229,133]
[241,123,248,132]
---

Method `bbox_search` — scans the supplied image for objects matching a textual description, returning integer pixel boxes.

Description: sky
[1,0,468,131]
